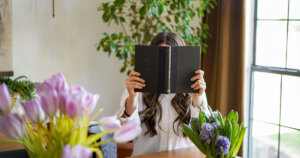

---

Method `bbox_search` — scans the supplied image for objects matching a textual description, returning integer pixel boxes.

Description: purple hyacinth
[215,135,231,155]
[209,111,219,121]
[212,121,220,129]
[191,117,199,130]
[199,123,215,144]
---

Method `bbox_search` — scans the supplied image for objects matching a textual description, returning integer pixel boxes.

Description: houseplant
[0,75,36,101]
[97,0,216,75]
[0,73,141,158]
[181,106,246,158]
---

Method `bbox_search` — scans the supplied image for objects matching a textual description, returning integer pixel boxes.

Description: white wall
[12,0,126,118]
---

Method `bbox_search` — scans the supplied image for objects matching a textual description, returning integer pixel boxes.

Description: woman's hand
[126,71,146,98]
[190,70,206,106]
[123,71,145,117]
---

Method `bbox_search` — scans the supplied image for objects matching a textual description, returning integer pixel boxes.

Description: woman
[116,32,209,156]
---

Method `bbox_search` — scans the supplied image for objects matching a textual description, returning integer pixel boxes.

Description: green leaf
[232,127,246,157]
[191,117,199,135]
[130,4,136,11]
[139,6,146,16]
[181,124,206,154]
[120,65,127,73]
[166,17,171,22]
[110,43,117,52]
[119,16,125,22]
[227,110,234,121]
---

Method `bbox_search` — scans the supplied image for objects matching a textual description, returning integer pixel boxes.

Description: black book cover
[134,45,200,94]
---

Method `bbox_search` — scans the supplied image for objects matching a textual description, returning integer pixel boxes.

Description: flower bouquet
[181,107,246,158]
[0,73,141,158]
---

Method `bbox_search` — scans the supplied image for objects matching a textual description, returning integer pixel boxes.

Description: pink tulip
[69,85,86,93]
[62,144,92,158]
[114,120,142,143]
[39,82,59,117]
[34,82,44,94]
[84,92,100,113]
[99,115,122,131]
[60,89,99,118]
[0,113,25,140]
[34,80,54,95]
[60,91,85,118]
[46,73,69,93]
[21,98,45,123]
[0,83,12,114]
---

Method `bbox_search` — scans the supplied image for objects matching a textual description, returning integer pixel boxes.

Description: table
[128,147,205,158]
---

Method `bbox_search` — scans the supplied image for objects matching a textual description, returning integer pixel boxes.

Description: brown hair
[139,32,192,136]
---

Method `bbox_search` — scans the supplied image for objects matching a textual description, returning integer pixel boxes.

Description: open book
[134,45,201,94]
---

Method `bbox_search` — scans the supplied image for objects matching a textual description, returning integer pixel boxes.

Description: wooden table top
[128,147,205,158]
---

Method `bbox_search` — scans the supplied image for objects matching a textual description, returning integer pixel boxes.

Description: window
[248,0,300,158]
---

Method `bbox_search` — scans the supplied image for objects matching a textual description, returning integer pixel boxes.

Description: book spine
[165,47,171,93]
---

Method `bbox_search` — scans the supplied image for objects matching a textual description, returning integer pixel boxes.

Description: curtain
[202,0,245,155]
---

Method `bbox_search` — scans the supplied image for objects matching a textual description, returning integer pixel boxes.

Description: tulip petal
[47,73,69,93]
[0,83,12,114]
[39,85,59,117]
[0,113,25,140]
[63,144,92,158]
[114,120,142,143]
[21,98,45,123]
[99,115,122,131]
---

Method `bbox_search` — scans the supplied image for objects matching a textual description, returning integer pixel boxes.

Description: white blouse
[116,89,209,156]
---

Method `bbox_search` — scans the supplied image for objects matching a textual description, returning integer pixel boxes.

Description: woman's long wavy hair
[139,32,192,137]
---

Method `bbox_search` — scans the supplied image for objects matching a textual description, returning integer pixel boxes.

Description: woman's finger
[191,80,200,89]
[129,84,143,89]
[193,84,201,90]
[191,74,203,81]
[193,82,206,90]
[129,71,141,77]
[195,70,204,75]
[129,76,145,83]
[192,80,206,89]
[128,82,146,87]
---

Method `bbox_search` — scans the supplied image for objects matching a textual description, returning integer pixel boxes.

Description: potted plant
[181,107,246,158]
[0,73,142,158]
[97,0,216,75]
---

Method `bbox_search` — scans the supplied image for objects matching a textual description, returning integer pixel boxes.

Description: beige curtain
[202,0,245,155]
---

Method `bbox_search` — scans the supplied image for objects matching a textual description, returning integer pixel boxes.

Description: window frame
[247,0,300,157]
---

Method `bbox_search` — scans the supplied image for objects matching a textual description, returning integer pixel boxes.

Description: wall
[12,0,126,118]
[0,0,13,72]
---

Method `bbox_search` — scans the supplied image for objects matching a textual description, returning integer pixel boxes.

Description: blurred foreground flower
[0,83,12,114]
[99,115,122,131]
[0,73,142,158]
[0,113,25,140]
[62,144,92,158]
[21,98,45,123]
[114,120,142,143]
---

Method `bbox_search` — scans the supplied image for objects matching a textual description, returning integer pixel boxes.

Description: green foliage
[181,107,247,158]
[97,0,217,75]
[0,76,36,101]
